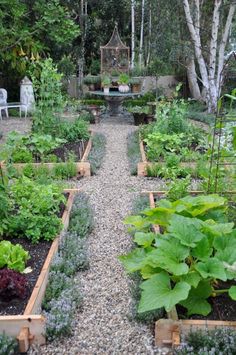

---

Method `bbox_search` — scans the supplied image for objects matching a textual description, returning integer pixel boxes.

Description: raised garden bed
[145,191,236,349]
[0,188,78,352]
[137,138,202,177]
[1,133,93,178]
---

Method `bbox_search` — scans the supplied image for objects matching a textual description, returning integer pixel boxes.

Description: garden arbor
[100,25,130,74]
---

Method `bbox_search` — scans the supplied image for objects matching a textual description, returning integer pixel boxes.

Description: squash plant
[120,195,236,316]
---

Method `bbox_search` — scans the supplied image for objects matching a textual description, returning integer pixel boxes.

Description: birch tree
[131,0,135,69]
[139,0,145,67]
[183,0,236,112]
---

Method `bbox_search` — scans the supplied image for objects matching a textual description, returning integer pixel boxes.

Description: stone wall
[141,75,179,97]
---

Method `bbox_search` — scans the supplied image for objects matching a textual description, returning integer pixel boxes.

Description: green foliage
[101,75,111,87]
[52,161,77,180]
[59,118,90,142]
[166,176,192,201]
[2,177,65,243]
[174,327,236,354]
[83,75,101,85]
[0,241,29,272]
[11,149,33,163]
[31,58,64,135]
[144,132,184,161]
[88,133,106,175]
[118,73,130,85]
[120,194,236,316]
[155,95,189,135]
[68,193,94,238]
[0,333,18,355]
[57,55,76,80]
[127,106,150,114]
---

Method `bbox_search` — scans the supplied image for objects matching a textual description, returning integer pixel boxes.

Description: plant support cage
[100,25,130,75]
[208,52,236,197]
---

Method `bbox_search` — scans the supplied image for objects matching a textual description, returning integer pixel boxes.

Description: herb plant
[120,194,236,316]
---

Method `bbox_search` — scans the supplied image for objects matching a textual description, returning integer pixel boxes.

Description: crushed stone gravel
[31,115,168,355]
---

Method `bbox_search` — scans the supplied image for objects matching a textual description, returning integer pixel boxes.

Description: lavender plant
[174,328,236,355]
[0,333,17,355]
[68,193,94,237]
[88,133,106,175]
[44,284,82,340]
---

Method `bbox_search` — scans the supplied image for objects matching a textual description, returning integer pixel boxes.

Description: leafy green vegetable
[0,241,29,272]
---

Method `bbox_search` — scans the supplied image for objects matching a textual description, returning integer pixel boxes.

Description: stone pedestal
[20,76,35,113]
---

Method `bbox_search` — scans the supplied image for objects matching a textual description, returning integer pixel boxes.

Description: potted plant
[130,77,142,93]
[127,105,150,125]
[118,73,130,93]
[101,75,111,94]
[83,75,101,91]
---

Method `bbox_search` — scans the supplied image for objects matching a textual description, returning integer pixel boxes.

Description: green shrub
[0,333,18,355]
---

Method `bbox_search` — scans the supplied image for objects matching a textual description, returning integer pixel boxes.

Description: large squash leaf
[192,237,213,261]
[147,239,189,276]
[142,206,174,226]
[134,232,155,247]
[180,271,201,288]
[138,272,190,313]
[180,280,212,316]
[167,215,205,247]
[173,194,226,218]
[119,248,149,273]
[195,258,227,281]
[229,286,236,300]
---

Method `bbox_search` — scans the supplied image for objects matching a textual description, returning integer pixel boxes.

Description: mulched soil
[51,140,88,162]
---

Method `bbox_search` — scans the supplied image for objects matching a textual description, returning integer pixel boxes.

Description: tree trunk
[131,0,135,69]
[216,3,236,97]
[139,0,145,68]
[186,56,202,101]
[183,0,236,113]
[146,2,152,66]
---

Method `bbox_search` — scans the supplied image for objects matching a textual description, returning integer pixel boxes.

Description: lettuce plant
[0,241,29,272]
[120,194,236,316]
[0,268,27,300]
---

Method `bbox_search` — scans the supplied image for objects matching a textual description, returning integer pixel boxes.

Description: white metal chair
[0,88,9,120]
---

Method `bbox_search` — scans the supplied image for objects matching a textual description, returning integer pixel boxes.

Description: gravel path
[39,116,165,355]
